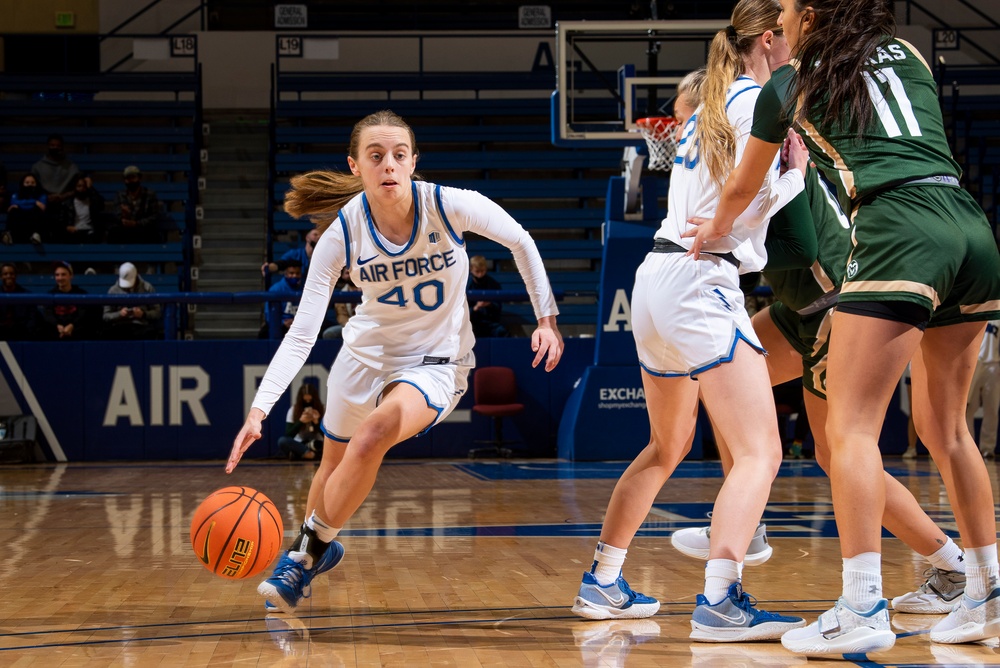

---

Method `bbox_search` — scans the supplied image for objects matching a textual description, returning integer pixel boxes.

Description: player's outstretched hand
[531,315,564,372]
[226,408,266,473]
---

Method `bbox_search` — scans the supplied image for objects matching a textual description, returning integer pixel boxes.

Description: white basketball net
[635,117,679,172]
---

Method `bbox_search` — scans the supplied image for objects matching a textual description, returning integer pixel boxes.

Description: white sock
[306,511,341,543]
[925,538,966,574]
[704,559,740,605]
[842,552,882,610]
[965,544,999,600]
[591,542,627,586]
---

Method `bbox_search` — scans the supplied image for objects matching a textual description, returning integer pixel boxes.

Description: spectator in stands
[107,166,161,243]
[102,262,162,340]
[39,261,90,340]
[467,255,509,338]
[31,134,80,208]
[277,383,326,461]
[0,262,35,340]
[262,227,320,279]
[322,266,359,340]
[259,259,303,339]
[57,175,105,244]
[5,174,48,245]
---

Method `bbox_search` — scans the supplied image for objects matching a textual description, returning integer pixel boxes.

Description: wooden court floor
[2,456,1000,667]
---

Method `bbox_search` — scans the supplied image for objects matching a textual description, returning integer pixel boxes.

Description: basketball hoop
[634,117,679,172]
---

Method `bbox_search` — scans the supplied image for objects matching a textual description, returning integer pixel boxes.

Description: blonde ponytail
[284,171,364,235]
[696,0,782,190]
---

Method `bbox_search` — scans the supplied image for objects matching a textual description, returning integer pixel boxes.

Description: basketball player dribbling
[225,110,564,614]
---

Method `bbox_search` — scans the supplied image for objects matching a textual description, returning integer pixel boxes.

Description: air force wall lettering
[244,364,268,418]
[243,363,329,417]
[103,365,211,427]
[602,289,632,332]
[104,363,329,429]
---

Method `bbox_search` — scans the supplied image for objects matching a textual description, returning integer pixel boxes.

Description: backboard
[552,20,727,147]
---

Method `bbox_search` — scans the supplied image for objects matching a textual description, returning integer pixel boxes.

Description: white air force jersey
[656,75,805,273]
[250,180,558,416]
[341,181,473,369]
[981,321,1000,364]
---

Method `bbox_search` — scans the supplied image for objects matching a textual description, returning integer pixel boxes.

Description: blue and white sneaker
[691,582,805,642]
[781,597,894,655]
[257,541,345,613]
[571,571,660,620]
[929,587,1000,644]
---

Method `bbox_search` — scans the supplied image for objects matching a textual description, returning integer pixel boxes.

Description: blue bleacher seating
[17,273,179,292]
[0,126,196,144]
[273,208,604,233]
[277,124,552,146]
[1,243,184,265]
[0,154,191,175]
[273,178,608,202]
[275,149,622,174]
[272,237,602,263]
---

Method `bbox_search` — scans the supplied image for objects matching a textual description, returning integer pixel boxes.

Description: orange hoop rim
[635,116,677,130]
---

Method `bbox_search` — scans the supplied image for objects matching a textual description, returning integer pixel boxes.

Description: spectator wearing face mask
[261,227,319,280]
[107,165,161,243]
[259,259,303,339]
[30,134,80,207]
[5,174,48,245]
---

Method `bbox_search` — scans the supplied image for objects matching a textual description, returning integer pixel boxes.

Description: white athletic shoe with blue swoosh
[571,571,660,620]
[691,582,805,642]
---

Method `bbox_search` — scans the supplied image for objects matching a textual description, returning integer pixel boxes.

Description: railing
[0,289,567,340]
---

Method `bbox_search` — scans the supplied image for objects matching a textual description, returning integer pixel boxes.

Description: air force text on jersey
[357,250,458,283]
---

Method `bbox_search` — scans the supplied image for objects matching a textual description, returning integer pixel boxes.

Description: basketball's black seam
[192,491,245,572]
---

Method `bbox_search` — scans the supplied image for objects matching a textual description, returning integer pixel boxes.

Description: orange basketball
[190,486,284,579]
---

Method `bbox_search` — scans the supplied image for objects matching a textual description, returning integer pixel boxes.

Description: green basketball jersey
[765,166,853,312]
[752,38,961,214]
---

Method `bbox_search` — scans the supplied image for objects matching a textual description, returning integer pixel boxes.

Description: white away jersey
[251,180,558,416]
[657,75,804,273]
[981,321,1000,364]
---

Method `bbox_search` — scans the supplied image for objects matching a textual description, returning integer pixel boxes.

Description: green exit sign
[55,12,76,28]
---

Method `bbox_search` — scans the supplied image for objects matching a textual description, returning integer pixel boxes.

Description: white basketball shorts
[320,348,474,442]
[631,251,764,377]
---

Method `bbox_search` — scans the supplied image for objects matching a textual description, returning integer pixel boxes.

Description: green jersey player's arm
[686,76,791,251]
[763,190,817,271]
